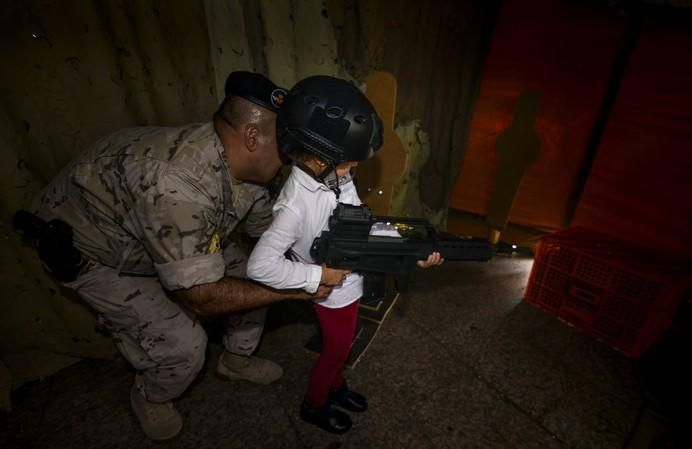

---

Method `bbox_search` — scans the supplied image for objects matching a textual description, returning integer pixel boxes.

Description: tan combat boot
[130,385,183,440]
[216,351,283,384]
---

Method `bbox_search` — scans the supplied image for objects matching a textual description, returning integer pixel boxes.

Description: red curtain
[449,0,627,231]
[573,26,692,258]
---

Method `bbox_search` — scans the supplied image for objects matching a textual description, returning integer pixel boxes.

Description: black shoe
[329,382,368,413]
[300,401,352,434]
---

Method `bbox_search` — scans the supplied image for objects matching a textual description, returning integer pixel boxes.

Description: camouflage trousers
[64,243,265,403]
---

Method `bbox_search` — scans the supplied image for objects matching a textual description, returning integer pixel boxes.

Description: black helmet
[277,76,383,166]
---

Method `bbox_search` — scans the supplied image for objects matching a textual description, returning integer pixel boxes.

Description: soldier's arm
[132,169,330,315]
[243,189,275,238]
[174,277,330,316]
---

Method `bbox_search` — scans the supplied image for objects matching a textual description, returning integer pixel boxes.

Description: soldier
[28,71,330,440]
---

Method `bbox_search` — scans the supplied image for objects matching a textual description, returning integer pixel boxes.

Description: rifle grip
[394,274,410,292]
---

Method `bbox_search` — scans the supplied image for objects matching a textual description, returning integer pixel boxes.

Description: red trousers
[305,300,360,407]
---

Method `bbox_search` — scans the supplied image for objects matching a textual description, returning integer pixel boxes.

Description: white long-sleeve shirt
[247,166,363,309]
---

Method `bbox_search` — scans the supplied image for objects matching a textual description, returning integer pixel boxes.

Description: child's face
[335,160,359,177]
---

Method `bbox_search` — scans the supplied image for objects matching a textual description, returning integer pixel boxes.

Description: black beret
[224,71,287,113]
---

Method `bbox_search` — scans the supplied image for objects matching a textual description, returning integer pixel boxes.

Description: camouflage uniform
[32,122,274,402]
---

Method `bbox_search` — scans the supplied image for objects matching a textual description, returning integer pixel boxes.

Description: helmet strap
[319,162,341,199]
[293,158,341,199]
[280,137,342,199]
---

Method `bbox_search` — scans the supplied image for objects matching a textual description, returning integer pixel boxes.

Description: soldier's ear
[244,124,260,152]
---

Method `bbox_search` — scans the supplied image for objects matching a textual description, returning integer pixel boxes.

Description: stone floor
[1,256,689,449]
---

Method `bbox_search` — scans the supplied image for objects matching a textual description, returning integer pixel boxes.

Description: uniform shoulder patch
[207,233,221,254]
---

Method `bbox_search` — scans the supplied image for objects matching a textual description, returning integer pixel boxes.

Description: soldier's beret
[224,71,287,113]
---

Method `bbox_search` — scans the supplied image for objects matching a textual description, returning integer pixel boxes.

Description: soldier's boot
[216,351,283,384]
[130,385,183,440]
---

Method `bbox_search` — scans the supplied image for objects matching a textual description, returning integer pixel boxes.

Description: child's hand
[312,284,334,299]
[320,264,351,286]
[417,251,444,268]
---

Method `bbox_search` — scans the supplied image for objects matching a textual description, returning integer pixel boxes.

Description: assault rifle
[310,204,493,299]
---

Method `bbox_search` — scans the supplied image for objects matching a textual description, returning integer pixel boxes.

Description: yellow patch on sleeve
[207,233,221,254]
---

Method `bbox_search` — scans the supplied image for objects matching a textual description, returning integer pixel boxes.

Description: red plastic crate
[525,227,691,357]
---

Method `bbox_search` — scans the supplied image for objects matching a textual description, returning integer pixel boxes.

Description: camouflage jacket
[32,122,273,290]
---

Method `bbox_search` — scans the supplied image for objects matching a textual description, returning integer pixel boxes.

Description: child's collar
[292,165,333,193]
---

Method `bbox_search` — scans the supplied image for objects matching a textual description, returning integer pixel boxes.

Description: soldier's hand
[320,264,351,286]
[294,284,333,301]
[417,251,444,268]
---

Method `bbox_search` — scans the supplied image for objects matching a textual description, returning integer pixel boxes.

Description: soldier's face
[256,122,283,183]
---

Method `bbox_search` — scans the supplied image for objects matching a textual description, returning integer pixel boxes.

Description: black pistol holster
[12,210,86,283]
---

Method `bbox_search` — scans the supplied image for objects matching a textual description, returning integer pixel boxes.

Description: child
[247,75,442,434]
